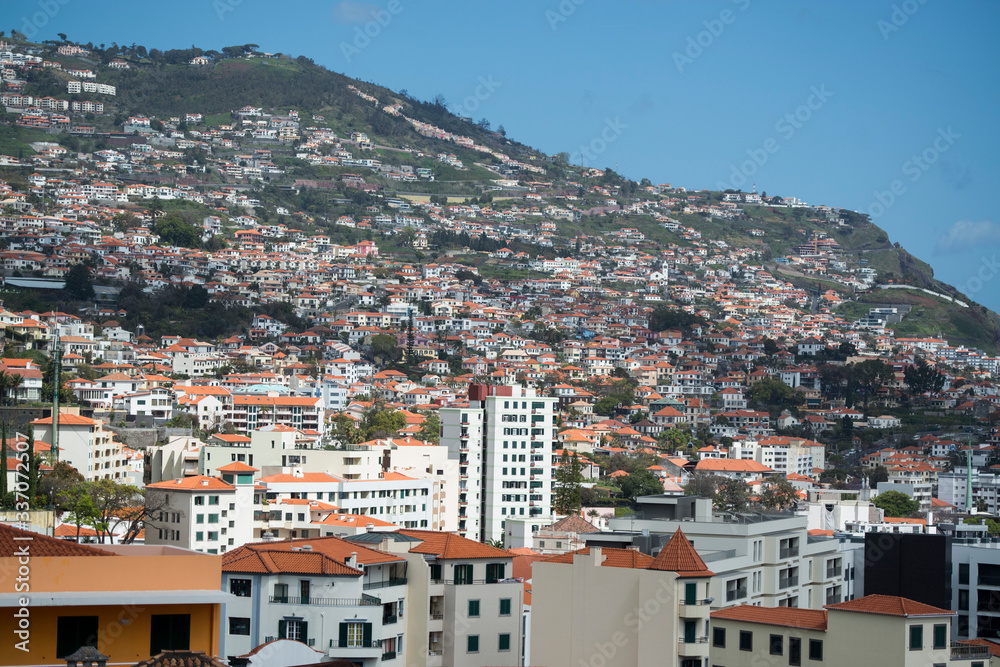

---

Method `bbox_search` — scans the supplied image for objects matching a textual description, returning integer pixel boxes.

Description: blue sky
[10,0,1000,311]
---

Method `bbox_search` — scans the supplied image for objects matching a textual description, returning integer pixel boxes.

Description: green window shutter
[278,619,287,640]
[362,622,372,645]
[300,621,308,643]
[685,582,697,605]
[499,633,510,651]
[338,622,348,645]
[500,598,511,615]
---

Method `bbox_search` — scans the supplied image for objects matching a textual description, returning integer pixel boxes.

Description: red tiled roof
[711,605,828,631]
[543,547,655,569]
[399,529,511,560]
[146,475,235,491]
[216,461,259,473]
[825,594,955,617]
[221,548,362,576]
[647,528,714,577]
[0,523,114,557]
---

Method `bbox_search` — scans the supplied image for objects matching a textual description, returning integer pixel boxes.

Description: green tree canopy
[873,489,919,518]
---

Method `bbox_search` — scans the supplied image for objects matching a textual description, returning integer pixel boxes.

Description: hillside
[3,36,999,355]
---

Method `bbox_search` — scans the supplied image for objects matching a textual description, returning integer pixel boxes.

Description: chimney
[590,546,602,567]
[345,552,357,568]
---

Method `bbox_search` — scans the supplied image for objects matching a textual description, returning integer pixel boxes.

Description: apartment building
[729,436,826,477]
[597,495,854,611]
[0,524,228,665]
[145,470,257,554]
[30,411,129,481]
[709,595,990,666]
[531,529,715,667]
[220,529,522,667]
[440,383,557,543]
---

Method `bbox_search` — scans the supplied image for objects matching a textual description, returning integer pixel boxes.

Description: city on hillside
[0,33,998,667]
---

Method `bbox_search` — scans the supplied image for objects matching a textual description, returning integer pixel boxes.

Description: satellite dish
[950,444,957,451]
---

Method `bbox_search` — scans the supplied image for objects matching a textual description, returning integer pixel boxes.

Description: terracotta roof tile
[711,605,828,631]
[398,529,510,560]
[648,528,714,577]
[147,475,235,491]
[0,523,114,557]
[825,594,955,617]
[543,547,655,569]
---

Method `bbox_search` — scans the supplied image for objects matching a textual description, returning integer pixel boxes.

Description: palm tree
[5,373,23,405]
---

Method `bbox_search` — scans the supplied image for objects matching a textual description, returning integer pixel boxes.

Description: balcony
[364,578,407,590]
[725,590,748,603]
[383,615,397,625]
[329,638,383,652]
[951,642,991,660]
[779,547,799,559]
[679,637,709,644]
[430,611,444,620]
[269,595,381,606]
[267,636,315,646]
[779,577,799,589]
[826,567,843,579]
[382,651,397,661]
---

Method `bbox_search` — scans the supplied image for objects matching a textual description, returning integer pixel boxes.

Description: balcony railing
[431,578,523,586]
[329,639,383,649]
[269,596,381,606]
[382,651,397,661]
[383,615,398,625]
[266,636,315,645]
[430,612,444,620]
[725,589,748,602]
[779,577,799,589]
[951,642,991,660]
[826,568,843,579]
[364,578,407,590]
[779,547,799,559]
[682,598,714,606]
[679,636,709,644]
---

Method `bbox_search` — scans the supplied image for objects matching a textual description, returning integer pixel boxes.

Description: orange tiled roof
[146,475,235,491]
[222,547,363,576]
[0,523,114,557]
[647,528,714,577]
[825,594,955,617]
[399,529,510,560]
[543,547,655,569]
[216,461,259,473]
[711,604,828,630]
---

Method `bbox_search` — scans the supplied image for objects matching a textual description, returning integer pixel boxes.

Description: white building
[144,468,257,554]
[440,384,558,543]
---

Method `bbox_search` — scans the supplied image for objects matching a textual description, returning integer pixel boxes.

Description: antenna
[52,336,61,462]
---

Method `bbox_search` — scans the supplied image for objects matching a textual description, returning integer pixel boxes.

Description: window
[454,563,474,585]
[196,514,204,524]
[726,577,748,601]
[959,589,969,611]
[229,617,251,635]
[685,582,697,605]
[430,563,442,581]
[808,639,823,661]
[933,624,947,650]
[150,614,190,655]
[789,636,801,666]
[230,578,252,597]
[499,633,511,651]
[279,619,307,642]
[500,598,512,616]
[468,599,480,618]
[274,583,289,603]
[712,627,726,648]
[959,563,969,585]
[195,531,203,542]
[467,635,479,653]
[739,630,753,651]
[209,495,219,505]
[56,616,98,659]
[208,514,219,523]
[770,634,783,655]
[194,496,204,506]
[339,621,371,648]
[910,625,923,650]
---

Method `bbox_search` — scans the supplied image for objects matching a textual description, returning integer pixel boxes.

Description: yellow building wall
[0,603,220,666]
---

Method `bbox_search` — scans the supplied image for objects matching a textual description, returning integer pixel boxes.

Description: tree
[758,477,799,510]
[417,413,440,445]
[60,484,99,542]
[848,359,895,405]
[0,423,6,499]
[683,472,724,498]
[714,480,750,512]
[648,305,706,333]
[64,263,95,301]
[869,465,889,485]
[873,489,919,518]
[371,334,402,365]
[618,469,663,503]
[553,451,584,515]
[40,461,85,509]
[904,357,945,395]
